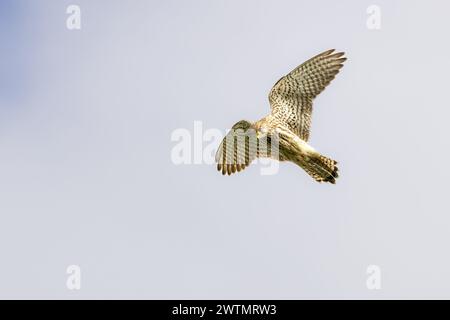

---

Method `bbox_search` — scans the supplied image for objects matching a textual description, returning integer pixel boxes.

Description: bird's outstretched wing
[268,49,346,142]
[215,120,256,175]
[215,120,278,175]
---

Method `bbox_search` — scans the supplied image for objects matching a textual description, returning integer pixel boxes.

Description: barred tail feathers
[303,154,339,184]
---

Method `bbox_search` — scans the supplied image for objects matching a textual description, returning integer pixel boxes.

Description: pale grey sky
[1,0,449,299]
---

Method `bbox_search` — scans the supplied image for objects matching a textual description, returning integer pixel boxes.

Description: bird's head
[231,120,252,131]
[230,120,257,138]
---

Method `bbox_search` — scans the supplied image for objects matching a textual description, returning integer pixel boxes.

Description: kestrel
[215,49,346,183]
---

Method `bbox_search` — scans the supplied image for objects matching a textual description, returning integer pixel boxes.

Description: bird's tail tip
[305,154,339,184]
[319,155,339,184]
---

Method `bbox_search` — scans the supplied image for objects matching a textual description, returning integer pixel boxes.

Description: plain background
[1,0,450,299]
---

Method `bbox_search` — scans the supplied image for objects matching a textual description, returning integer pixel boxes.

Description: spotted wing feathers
[269,49,346,141]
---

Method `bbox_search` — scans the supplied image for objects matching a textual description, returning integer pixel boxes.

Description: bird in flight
[215,49,346,183]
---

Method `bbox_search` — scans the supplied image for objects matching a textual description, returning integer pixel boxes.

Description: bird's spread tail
[303,154,339,184]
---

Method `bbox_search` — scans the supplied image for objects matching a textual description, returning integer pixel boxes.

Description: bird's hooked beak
[257,127,268,138]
